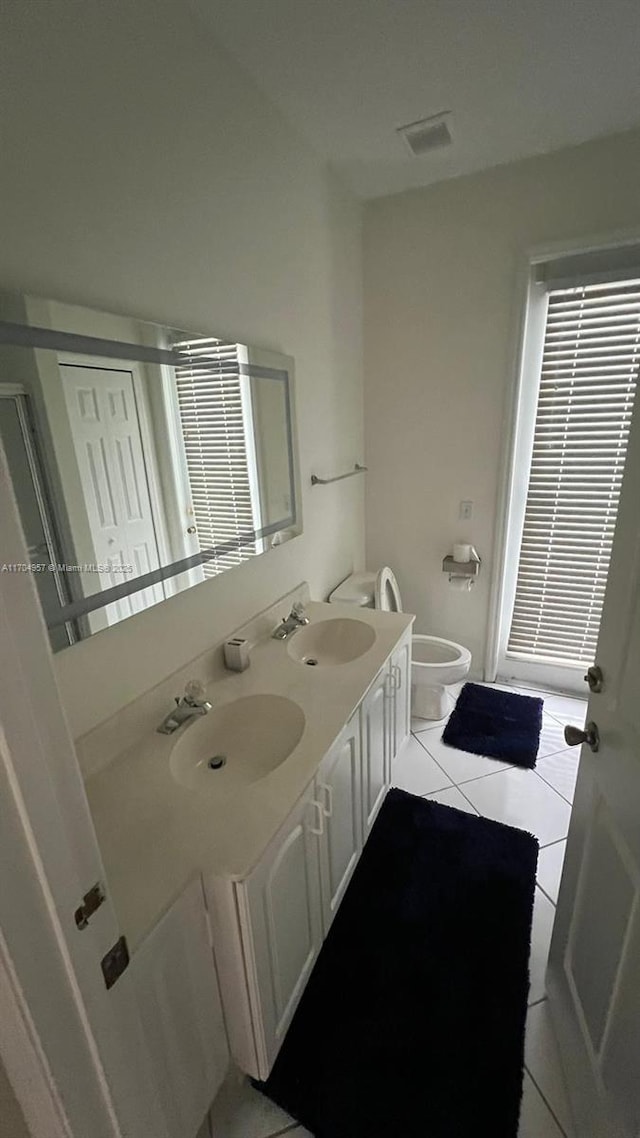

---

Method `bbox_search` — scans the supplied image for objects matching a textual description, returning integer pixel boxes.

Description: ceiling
[189,0,640,200]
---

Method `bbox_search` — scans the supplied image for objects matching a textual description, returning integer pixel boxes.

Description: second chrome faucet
[271,602,310,641]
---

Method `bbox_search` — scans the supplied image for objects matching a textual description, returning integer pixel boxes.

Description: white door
[130,878,228,1138]
[390,633,411,763]
[316,710,362,931]
[240,782,324,1077]
[60,363,164,623]
[0,442,170,1138]
[548,382,640,1138]
[361,668,390,835]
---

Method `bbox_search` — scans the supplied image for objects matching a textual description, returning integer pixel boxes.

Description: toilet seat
[375,567,402,612]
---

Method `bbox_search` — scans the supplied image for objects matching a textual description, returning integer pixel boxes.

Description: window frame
[486,232,640,695]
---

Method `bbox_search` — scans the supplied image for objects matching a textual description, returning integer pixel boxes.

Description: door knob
[584,665,603,693]
[564,721,600,753]
[186,525,197,535]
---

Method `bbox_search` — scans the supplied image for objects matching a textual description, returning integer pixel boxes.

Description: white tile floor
[209,681,586,1138]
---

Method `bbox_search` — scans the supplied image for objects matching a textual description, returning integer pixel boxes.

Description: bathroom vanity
[81,588,413,1133]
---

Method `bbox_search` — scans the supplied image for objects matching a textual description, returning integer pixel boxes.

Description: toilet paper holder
[442,549,481,580]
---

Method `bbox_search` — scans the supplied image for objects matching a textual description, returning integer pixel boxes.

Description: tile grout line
[534,882,558,909]
[527,996,548,1009]
[415,736,578,796]
[523,1063,570,1138]
[538,836,567,851]
[411,730,458,792]
[533,768,575,807]
[530,768,575,807]
[413,739,573,839]
[413,732,515,784]
[264,1122,303,1138]
[544,709,587,727]
[537,744,581,761]
[444,779,481,816]
[446,764,571,807]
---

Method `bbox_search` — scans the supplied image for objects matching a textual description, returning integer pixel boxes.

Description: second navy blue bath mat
[255,788,538,1138]
[442,682,543,768]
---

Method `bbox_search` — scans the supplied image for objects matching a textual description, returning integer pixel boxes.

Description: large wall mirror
[0,292,300,651]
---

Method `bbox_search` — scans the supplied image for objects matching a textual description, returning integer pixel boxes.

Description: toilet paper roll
[453,543,472,563]
[449,576,474,591]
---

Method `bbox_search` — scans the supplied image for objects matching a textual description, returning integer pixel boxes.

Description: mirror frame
[0,299,301,636]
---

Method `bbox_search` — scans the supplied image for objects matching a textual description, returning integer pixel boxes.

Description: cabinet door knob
[186,525,197,535]
[564,721,600,753]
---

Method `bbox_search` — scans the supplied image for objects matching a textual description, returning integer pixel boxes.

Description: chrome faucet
[157,679,212,735]
[271,601,310,640]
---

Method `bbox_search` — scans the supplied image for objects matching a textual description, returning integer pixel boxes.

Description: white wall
[0,0,364,736]
[364,129,640,675]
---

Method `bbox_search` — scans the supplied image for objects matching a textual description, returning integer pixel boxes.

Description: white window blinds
[173,336,257,577]
[507,279,640,666]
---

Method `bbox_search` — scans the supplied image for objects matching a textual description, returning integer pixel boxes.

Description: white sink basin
[169,694,305,792]
[287,618,376,666]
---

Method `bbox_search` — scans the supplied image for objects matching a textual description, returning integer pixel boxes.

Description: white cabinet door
[361,668,390,836]
[239,782,324,1077]
[390,632,412,764]
[130,878,229,1138]
[316,710,362,932]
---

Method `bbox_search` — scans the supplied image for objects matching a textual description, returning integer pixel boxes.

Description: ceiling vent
[397,112,453,157]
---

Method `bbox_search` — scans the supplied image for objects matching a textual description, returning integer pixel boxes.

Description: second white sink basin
[287,618,376,666]
[169,694,305,792]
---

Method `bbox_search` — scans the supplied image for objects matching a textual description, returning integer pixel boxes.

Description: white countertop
[85,600,413,949]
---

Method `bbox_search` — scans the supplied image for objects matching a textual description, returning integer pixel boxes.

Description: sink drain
[207,755,227,770]
[305,657,319,667]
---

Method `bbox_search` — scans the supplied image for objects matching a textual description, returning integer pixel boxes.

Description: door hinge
[75,882,106,930]
[101,935,130,990]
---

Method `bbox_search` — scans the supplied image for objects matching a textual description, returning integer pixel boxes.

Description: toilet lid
[375,567,402,612]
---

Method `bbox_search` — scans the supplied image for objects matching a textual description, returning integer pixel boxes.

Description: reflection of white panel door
[548,394,640,1138]
[60,363,163,623]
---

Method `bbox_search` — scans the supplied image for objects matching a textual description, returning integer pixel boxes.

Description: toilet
[329,568,471,720]
[410,634,471,720]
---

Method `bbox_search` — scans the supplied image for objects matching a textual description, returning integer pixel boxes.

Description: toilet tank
[328,572,376,608]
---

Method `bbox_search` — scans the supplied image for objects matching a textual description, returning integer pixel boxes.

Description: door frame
[0,937,72,1138]
[0,437,168,1138]
[485,226,640,690]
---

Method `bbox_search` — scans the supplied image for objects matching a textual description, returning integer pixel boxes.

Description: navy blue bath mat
[255,788,538,1138]
[442,682,543,769]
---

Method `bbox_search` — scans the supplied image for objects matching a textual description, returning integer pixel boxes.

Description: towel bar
[310,463,367,486]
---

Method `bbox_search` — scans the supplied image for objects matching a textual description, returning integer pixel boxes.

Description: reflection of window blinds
[173,337,256,577]
[507,280,639,666]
